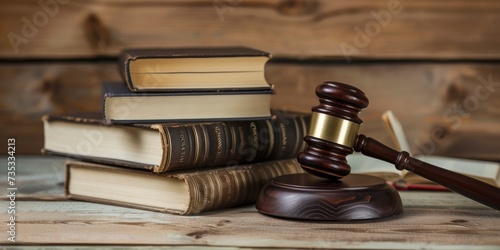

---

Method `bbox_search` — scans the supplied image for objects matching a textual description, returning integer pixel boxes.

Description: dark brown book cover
[102,81,273,124]
[65,158,304,215]
[118,47,271,92]
[43,111,310,173]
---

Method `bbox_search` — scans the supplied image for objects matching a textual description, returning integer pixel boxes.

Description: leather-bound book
[65,158,303,215]
[42,111,310,173]
[102,82,273,123]
[118,47,272,92]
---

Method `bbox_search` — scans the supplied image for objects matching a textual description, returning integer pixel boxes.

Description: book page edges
[43,118,162,170]
[381,111,499,186]
[120,47,271,92]
[347,154,403,179]
[66,159,303,215]
[381,110,412,153]
[65,160,190,214]
[120,50,137,92]
[151,124,169,173]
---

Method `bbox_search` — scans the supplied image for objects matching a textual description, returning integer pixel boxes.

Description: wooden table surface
[1,156,499,249]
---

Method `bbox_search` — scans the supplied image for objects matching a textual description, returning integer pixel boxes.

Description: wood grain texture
[1,0,499,59]
[269,62,500,161]
[256,173,404,220]
[0,156,66,200]
[0,62,120,154]
[1,156,498,248]
[4,247,244,250]
[2,200,499,247]
[2,62,500,159]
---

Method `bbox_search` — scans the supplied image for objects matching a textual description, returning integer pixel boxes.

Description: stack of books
[42,47,310,215]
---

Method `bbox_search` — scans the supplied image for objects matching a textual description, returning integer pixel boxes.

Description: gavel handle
[354,134,500,210]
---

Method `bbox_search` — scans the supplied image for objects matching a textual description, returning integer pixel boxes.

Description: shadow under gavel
[257,81,500,221]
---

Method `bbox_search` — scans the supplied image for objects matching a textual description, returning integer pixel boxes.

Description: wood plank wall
[1,0,499,160]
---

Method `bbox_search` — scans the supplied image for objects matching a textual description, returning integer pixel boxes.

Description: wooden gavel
[297,81,500,210]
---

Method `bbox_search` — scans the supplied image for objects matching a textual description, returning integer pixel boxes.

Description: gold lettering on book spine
[214,125,224,163]
[250,122,259,150]
[178,129,186,164]
[278,122,287,158]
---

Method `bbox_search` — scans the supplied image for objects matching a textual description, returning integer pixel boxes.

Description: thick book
[65,159,304,215]
[349,111,500,189]
[118,47,272,92]
[103,81,273,123]
[42,111,310,173]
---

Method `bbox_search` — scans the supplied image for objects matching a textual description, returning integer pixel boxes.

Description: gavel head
[297,81,369,180]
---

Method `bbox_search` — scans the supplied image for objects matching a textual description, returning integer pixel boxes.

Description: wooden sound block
[256,173,403,221]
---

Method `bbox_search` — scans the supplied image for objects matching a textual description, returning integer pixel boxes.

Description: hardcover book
[118,47,272,92]
[102,82,273,123]
[348,110,500,189]
[43,111,310,173]
[65,158,304,215]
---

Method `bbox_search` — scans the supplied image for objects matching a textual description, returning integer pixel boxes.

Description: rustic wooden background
[1,0,499,160]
